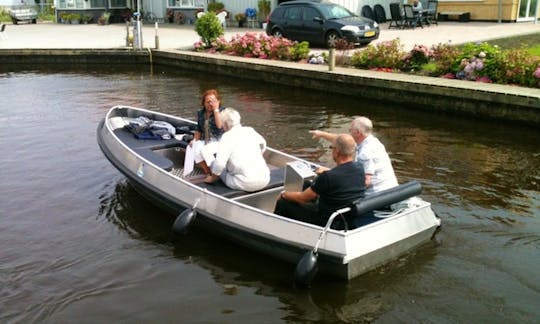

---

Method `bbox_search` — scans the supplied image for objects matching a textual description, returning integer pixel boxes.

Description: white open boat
[97,105,441,284]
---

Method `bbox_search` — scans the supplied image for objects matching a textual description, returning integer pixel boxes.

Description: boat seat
[198,167,286,198]
[343,181,423,228]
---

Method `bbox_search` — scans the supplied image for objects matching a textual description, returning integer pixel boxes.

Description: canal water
[1,65,539,323]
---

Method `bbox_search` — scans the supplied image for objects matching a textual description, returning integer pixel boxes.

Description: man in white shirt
[309,116,398,195]
[204,108,270,192]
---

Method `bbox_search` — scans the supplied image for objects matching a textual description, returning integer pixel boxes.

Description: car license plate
[365,31,376,37]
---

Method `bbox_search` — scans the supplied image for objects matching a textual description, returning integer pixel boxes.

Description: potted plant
[59,12,70,24]
[257,0,270,27]
[175,11,185,24]
[166,8,174,23]
[82,14,93,24]
[70,13,81,24]
[97,11,110,25]
[235,12,246,27]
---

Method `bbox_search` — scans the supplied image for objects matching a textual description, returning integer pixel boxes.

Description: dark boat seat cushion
[113,128,188,151]
[199,167,286,198]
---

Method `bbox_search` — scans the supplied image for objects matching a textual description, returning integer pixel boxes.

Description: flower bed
[350,39,540,88]
[194,32,309,62]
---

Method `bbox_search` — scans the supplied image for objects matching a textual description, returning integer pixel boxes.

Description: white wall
[0,0,37,7]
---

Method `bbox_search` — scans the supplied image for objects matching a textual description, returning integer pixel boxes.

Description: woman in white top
[204,108,270,192]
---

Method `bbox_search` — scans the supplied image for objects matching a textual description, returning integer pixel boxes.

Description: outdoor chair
[426,0,438,25]
[403,4,422,28]
[245,8,257,28]
[373,4,387,23]
[388,3,404,29]
[216,11,227,28]
[361,5,376,21]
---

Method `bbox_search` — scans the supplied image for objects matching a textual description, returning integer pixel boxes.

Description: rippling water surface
[1,65,539,323]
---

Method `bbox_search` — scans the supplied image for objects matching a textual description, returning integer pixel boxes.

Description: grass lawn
[483,32,540,57]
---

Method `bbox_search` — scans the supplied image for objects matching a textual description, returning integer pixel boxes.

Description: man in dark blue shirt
[275,134,367,228]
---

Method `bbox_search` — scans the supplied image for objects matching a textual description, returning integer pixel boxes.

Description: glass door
[517,0,538,21]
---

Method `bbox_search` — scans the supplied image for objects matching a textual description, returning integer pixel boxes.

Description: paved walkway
[1,20,540,51]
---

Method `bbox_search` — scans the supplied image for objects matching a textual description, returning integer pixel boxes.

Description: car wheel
[12,17,18,25]
[32,19,37,24]
[272,28,283,38]
[325,31,340,48]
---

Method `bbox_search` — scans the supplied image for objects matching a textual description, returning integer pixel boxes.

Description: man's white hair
[220,107,241,129]
[351,116,373,135]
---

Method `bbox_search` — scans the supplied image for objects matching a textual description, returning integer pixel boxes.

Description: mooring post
[328,48,335,71]
[155,22,159,49]
[125,21,130,47]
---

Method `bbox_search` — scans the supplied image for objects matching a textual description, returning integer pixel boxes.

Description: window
[285,7,302,20]
[111,0,126,8]
[90,0,107,8]
[58,0,86,9]
[168,0,204,8]
[303,7,318,21]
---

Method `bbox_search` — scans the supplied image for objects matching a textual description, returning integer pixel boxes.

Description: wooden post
[154,22,159,49]
[328,48,335,71]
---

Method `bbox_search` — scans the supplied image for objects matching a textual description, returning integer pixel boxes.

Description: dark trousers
[274,198,324,226]
[274,198,376,230]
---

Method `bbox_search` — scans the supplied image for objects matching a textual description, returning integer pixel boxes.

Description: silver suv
[9,6,38,24]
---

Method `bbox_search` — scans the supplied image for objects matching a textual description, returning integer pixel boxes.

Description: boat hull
[97,106,441,280]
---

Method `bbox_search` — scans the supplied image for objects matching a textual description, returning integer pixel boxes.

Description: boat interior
[107,111,430,226]
[109,115,298,213]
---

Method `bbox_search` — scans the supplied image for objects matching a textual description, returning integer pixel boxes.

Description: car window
[303,7,319,21]
[319,4,354,19]
[285,6,303,21]
[270,7,285,19]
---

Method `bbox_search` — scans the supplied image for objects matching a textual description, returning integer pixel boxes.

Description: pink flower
[476,76,492,83]
[533,67,540,79]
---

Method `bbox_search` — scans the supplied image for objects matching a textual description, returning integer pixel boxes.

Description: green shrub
[491,49,539,86]
[258,0,271,20]
[430,43,461,75]
[290,41,310,61]
[403,44,432,71]
[1,8,12,22]
[195,12,224,47]
[207,2,225,13]
[350,39,406,70]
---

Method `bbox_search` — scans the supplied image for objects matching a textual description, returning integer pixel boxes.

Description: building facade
[52,0,539,24]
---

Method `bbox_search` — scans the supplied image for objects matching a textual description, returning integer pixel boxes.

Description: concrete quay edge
[1,47,539,125]
[154,49,540,125]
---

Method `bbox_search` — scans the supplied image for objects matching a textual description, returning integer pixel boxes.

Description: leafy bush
[0,8,11,22]
[350,39,406,70]
[195,12,224,47]
[289,41,310,61]
[491,49,539,86]
[430,43,461,75]
[258,0,271,20]
[403,44,432,71]
[207,2,225,13]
